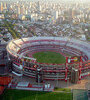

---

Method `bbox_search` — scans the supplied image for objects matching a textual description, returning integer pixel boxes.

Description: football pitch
[33,51,66,64]
[1,89,72,100]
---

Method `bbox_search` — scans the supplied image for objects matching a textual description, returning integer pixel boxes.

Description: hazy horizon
[0,0,90,2]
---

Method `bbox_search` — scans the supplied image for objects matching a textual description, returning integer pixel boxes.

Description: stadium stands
[6,37,90,81]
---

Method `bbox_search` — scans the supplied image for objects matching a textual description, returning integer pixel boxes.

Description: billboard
[67,56,81,64]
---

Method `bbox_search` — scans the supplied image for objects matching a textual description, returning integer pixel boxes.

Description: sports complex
[6,37,90,83]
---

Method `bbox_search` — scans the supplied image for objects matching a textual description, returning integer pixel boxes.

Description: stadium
[6,37,90,83]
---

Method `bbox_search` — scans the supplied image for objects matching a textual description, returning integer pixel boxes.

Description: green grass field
[54,88,71,92]
[1,89,72,100]
[33,51,66,64]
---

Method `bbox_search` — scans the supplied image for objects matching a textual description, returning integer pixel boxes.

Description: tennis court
[73,89,88,100]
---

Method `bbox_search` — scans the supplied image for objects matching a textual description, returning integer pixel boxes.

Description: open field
[0,89,72,100]
[33,51,66,64]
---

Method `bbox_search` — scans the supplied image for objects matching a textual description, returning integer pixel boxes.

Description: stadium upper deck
[6,37,90,60]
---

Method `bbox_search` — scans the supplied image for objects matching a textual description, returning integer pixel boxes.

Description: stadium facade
[6,37,90,83]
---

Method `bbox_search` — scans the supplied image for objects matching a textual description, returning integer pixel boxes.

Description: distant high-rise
[17,6,21,15]
[20,5,25,15]
[52,11,59,20]
[37,1,41,12]
[4,2,7,10]
[0,2,3,12]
